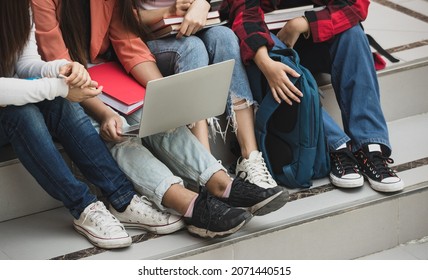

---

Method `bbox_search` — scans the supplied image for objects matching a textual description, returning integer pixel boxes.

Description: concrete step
[0,57,425,224]
[1,0,427,258]
[0,109,427,260]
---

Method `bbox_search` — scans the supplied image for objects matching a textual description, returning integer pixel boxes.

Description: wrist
[301,16,310,39]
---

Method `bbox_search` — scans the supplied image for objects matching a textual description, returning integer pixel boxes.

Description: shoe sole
[120,217,186,235]
[186,212,252,238]
[73,224,132,249]
[366,177,405,193]
[330,174,364,188]
[250,188,289,216]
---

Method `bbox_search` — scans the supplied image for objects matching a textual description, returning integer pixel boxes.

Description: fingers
[274,83,301,105]
[62,62,92,88]
[100,118,125,143]
[268,64,304,105]
[176,21,201,38]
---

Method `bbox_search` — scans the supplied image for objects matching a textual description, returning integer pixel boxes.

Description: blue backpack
[247,47,330,188]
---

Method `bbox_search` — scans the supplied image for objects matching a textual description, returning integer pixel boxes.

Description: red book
[88,62,145,115]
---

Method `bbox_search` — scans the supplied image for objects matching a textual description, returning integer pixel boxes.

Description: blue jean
[0,98,135,219]
[107,123,225,212]
[146,26,255,129]
[280,25,391,154]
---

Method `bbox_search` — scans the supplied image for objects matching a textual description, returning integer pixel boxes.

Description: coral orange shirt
[31,0,155,73]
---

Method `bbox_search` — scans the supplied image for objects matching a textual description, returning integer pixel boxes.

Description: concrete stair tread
[1,112,427,260]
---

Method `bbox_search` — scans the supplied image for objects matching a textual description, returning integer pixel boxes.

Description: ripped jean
[146,25,255,138]
[91,116,225,211]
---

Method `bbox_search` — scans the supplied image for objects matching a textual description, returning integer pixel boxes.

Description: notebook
[121,59,235,138]
[88,62,146,115]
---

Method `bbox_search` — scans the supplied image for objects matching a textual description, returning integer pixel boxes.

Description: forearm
[253,46,272,76]
[129,61,163,87]
[0,78,68,106]
[80,97,117,124]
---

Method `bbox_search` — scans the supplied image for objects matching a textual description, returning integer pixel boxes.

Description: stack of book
[88,62,146,115]
[264,5,322,30]
[149,11,225,39]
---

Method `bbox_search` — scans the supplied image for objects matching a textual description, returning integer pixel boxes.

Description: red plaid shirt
[219,0,370,64]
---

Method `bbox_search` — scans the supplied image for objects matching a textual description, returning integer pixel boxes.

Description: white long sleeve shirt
[0,24,69,106]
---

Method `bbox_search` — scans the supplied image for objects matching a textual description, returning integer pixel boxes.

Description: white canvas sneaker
[235,150,278,189]
[73,201,132,249]
[109,195,186,235]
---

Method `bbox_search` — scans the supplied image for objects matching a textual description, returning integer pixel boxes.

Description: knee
[1,104,41,123]
[0,104,45,135]
[340,25,366,43]
[208,26,239,49]
[180,36,208,61]
[55,99,87,123]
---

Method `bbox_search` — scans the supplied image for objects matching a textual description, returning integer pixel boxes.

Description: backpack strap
[360,23,399,63]
[366,33,400,63]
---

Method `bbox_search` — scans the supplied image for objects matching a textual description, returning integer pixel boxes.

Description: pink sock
[184,195,197,218]
[221,181,233,198]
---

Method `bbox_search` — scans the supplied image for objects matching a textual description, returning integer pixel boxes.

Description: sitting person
[219,0,404,192]
[0,0,185,250]
[31,0,289,238]
[135,0,280,189]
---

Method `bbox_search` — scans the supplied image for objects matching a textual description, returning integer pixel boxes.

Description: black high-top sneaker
[354,144,404,192]
[329,147,364,188]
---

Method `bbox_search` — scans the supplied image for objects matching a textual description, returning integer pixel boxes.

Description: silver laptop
[121,59,235,138]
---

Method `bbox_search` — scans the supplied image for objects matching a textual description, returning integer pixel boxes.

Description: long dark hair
[0,0,31,77]
[59,0,151,66]
[119,0,151,41]
[59,0,89,66]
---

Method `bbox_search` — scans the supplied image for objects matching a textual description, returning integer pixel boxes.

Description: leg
[146,36,211,146]
[144,126,288,216]
[111,128,253,238]
[142,126,225,187]
[0,102,96,218]
[109,136,186,212]
[327,25,390,153]
[39,98,135,210]
[196,29,279,189]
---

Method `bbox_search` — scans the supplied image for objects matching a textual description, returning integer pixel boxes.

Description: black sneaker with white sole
[220,177,289,216]
[184,187,252,238]
[354,144,404,193]
[329,147,364,188]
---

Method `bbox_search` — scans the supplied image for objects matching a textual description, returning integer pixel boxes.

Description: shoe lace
[83,202,124,234]
[332,149,359,174]
[367,152,396,178]
[241,153,276,185]
[199,188,227,233]
[131,196,170,222]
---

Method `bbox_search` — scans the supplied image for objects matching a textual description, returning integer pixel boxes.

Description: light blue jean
[146,26,255,131]
[107,124,224,211]
[0,98,135,219]
[277,25,391,154]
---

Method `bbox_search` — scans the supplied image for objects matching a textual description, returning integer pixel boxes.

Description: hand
[59,62,92,89]
[262,59,303,105]
[176,0,210,38]
[169,0,194,17]
[99,113,127,143]
[66,84,102,103]
[276,17,309,48]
